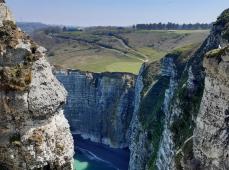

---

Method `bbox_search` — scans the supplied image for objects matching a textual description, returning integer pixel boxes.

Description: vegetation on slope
[137,44,197,169]
[169,61,204,170]
[170,9,229,169]
[140,75,169,169]
[214,8,229,40]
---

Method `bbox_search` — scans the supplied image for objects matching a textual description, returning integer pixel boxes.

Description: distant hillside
[30,26,209,74]
[17,22,49,34]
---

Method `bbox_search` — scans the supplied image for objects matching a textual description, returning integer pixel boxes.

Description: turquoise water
[73,135,129,170]
[74,148,116,170]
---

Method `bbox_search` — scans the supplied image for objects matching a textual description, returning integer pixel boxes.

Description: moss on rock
[0,20,43,91]
[0,65,32,91]
[141,77,169,170]
[28,129,45,146]
[205,46,229,59]
[169,66,204,170]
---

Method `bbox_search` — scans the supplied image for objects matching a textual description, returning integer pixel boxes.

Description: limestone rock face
[128,64,151,170]
[193,47,229,170]
[55,70,135,148]
[155,56,178,170]
[0,2,14,26]
[129,8,229,170]
[128,28,221,169]
[129,55,179,170]
[0,3,74,170]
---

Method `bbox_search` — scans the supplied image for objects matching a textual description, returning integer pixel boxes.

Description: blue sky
[6,0,229,26]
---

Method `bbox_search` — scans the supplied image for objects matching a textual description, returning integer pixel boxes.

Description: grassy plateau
[31,27,209,74]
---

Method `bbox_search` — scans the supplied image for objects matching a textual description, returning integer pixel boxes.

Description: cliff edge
[129,8,229,170]
[0,2,74,170]
[193,46,229,169]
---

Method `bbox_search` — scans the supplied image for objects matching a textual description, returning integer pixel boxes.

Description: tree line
[133,23,212,30]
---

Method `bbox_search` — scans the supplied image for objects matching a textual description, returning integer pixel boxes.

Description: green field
[32,28,209,74]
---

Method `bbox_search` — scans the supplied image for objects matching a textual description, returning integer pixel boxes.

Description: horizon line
[16,20,214,28]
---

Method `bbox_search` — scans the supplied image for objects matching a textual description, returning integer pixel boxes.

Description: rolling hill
[30,26,209,74]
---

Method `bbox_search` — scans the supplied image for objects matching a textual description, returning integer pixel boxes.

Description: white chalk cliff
[0,2,74,170]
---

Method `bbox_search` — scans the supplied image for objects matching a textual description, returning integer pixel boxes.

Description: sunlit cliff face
[0,2,74,169]
[0,2,14,26]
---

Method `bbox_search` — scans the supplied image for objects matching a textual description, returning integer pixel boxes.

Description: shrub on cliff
[214,8,229,41]
[215,9,229,27]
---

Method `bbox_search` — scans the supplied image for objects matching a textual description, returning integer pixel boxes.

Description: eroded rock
[0,2,74,170]
[193,47,229,170]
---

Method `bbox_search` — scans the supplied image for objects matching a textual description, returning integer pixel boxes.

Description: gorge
[55,8,229,170]
[0,1,229,170]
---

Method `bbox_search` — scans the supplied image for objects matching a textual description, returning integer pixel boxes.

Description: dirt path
[53,34,146,62]
[111,35,149,62]
[176,136,193,155]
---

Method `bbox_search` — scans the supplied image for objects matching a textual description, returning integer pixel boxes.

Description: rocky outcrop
[193,47,229,169]
[128,8,229,170]
[155,56,179,170]
[0,2,13,27]
[0,2,74,170]
[55,70,135,148]
[189,9,229,170]
[129,52,185,170]
[128,63,151,170]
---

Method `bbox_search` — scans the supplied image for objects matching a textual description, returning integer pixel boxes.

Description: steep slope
[55,70,135,148]
[129,8,229,170]
[0,2,74,169]
[129,49,190,170]
[193,46,229,170]
[173,9,229,170]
